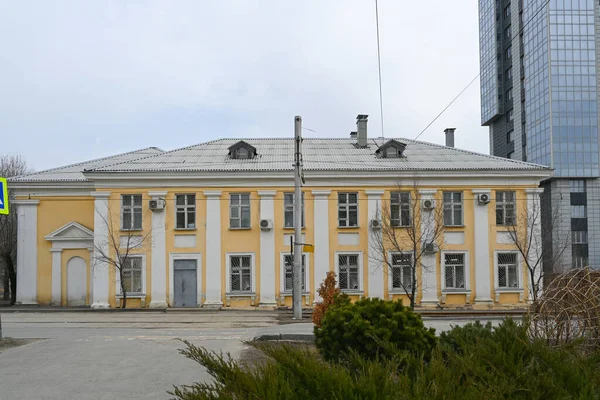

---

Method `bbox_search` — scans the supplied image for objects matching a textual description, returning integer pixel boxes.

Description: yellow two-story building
[9,118,552,308]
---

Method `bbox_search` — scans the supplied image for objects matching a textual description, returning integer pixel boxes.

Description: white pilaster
[91,192,110,309]
[525,188,544,302]
[258,190,277,307]
[419,190,438,304]
[366,190,384,299]
[312,190,331,303]
[50,248,62,306]
[204,191,223,307]
[473,189,493,304]
[149,191,168,308]
[15,199,40,305]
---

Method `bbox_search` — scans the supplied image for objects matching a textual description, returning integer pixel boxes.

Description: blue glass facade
[480,0,502,125]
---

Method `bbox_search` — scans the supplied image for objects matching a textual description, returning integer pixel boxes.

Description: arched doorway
[67,257,87,306]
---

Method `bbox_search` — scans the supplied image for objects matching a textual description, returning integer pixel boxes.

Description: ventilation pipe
[357,114,368,147]
[444,128,456,148]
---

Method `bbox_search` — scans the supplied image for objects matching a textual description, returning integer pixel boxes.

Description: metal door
[174,260,197,307]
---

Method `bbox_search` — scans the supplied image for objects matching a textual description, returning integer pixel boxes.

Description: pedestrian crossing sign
[0,177,8,215]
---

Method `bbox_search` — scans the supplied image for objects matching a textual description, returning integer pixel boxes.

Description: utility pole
[293,115,303,320]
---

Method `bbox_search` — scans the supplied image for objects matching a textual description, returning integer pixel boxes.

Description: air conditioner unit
[369,219,382,229]
[422,199,435,210]
[149,198,166,211]
[260,219,273,230]
[423,242,438,253]
[477,193,491,205]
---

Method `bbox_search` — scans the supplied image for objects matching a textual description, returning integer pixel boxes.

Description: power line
[375,0,385,139]
[413,0,552,141]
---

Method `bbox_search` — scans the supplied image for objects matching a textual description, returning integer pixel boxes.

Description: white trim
[13,199,40,205]
[15,200,39,305]
[259,191,277,306]
[148,191,168,198]
[204,191,222,307]
[472,188,493,304]
[440,250,471,303]
[169,253,202,307]
[279,252,310,294]
[90,191,110,198]
[311,190,332,196]
[524,188,545,194]
[50,248,62,306]
[365,190,385,196]
[418,189,438,197]
[225,252,256,293]
[257,190,277,197]
[115,254,147,297]
[366,191,384,298]
[203,190,223,197]
[493,250,524,302]
[45,221,94,241]
[312,190,330,303]
[149,191,168,308]
[91,193,110,308]
[387,251,414,296]
[335,251,364,294]
[471,188,492,195]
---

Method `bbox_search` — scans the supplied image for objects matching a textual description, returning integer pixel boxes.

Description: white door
[67,257,87,306]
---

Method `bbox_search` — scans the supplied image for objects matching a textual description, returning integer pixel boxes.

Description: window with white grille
[283,254,306,292]
[338,193,358,227]
[120,256,143,294]
[390,192,411,227]
[176,194,196,229]
[572,231,588,244]
[391,253,412,290]
[443,192,463,226]
[230,193,251,228]
[122,194,142,230]
[284,193,305,228]
[229,255,252,292]
[338,254,360,290]
[444,253,465,289]
[497,253,518,288]
[496,191,516,226]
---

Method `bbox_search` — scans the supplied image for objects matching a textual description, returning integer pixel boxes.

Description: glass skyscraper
[479,0,600,270]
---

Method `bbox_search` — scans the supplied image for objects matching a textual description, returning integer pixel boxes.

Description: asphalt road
[0,312,505,400]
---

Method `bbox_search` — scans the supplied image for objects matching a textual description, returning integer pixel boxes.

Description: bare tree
[505,193,570,303]
[370,181,446,309]
[93,203,152,308]
[0,155,33,305]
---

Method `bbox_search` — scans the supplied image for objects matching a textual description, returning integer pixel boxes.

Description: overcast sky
[0,1,486,171]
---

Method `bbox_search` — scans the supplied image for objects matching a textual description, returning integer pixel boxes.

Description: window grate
[230,255,252,292]
[444,253,465,289]
[339,254,359,290]
[283,255,306,292]
[498,253,518,288]
[120,256,143,294]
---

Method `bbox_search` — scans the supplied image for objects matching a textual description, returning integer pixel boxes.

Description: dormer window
[375,139,406,159]
[228,141,257,160]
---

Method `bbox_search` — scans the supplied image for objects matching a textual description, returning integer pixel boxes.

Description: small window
[284,193,305,228]
[228,141,257,160]
[230,193,251,228]
[504,3,511,18]
[230,255,252,292]
[443,192,463,226]
[505,45,512,60]
[497,253,518,288]
[505,25,512,40]
[507,87,513,101]
[569,180,586,193]
[496,191,516,226]
[571,205,587,218]
[391,253,412,290]
[505,67,513,81]
[283,254,306,292]
[338,193,358,227]
[338,254,360,290]
[385,147,398,158]
[237,147,249,159]
[390,191,411,227]
[175,194,196,229]
[507,130,514,143]
[122,194,142,230]
[120,256,143,294]
[444,253,465,289]
[507,109,514,122]
[572,231,588,244]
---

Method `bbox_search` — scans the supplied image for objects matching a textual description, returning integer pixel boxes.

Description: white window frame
[338,192,359,228]
[168,253,202,307]
[390,191,411,227]
[283,192,305,228]
[121,194,143,230]
[115,254,146,298]
[443,192,463,226]
[175,194,196,229]
[335,251,363,293]
[494,251,524,302]
[496,191,516,226]
[572,231,588,244]
[441,251,471,303]
[229,193,251,229]
[226,252,256,294]
[388,252,414,294]
[279,252,310,294]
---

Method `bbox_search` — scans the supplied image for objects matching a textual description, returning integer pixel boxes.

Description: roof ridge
[12,146,165,180]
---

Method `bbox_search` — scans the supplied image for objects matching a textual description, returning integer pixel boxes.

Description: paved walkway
[0,312,506,400]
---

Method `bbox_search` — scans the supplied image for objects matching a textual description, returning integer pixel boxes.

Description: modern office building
[479,0,600,270]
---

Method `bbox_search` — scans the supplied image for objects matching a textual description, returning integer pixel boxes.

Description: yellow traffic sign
[0,177,8,215]
[303,244,314,253]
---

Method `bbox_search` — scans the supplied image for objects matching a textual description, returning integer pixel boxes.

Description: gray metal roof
[9,147,164,182]
[87,138,549,173]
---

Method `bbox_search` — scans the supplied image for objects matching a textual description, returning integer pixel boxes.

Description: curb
[254,333,315,342]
